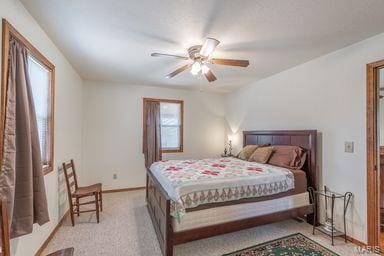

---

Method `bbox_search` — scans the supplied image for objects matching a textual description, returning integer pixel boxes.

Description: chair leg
[67,198,75,226]
[95,193,100,223]
[76,197,80,216]
[99,191,103,212]
[69,204,75,227]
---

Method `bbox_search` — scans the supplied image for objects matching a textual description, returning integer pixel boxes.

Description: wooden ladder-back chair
[0,198,10,256]
[62,160,102,226]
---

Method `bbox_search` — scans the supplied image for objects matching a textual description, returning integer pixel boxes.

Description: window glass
[160,102,181,150]
[28,55,51,167]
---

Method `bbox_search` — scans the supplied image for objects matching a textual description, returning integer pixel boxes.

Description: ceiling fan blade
[166,64,191,78]
[200,38,220,57]
[204,69,217,82]
[211,58,249,67]
[151,53,189,60]
[380,87,384,91]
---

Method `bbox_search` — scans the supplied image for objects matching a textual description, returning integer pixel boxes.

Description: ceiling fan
[151,37,249,82]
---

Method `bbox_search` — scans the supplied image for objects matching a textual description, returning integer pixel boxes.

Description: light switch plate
[345,141,354,153]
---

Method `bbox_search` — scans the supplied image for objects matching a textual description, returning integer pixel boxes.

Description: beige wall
[0,0,84,255]
[224,32,384,243]
[81,80,226,190]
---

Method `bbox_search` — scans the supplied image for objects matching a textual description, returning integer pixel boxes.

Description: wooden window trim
[366,59,384,247]
[1,19,55,175]
[143,98,184,153]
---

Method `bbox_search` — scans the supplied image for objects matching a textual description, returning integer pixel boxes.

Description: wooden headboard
[243,130,317,190]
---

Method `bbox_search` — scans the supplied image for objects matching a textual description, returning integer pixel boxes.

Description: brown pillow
[248,146,274,164]
[268,146,307,169]
[237,145,259,160]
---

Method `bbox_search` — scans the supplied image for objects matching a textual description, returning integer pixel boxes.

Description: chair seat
[46,247,74,256]
[72,183,102,197]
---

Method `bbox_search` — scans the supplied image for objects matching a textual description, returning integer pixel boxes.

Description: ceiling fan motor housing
[188,45,203,60]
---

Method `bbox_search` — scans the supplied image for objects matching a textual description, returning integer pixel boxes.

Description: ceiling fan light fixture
[200,38,220,57]
[201,64,210,74]
[190,61,201,75]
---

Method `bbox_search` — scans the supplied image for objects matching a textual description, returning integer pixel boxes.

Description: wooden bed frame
[146,130,318,256]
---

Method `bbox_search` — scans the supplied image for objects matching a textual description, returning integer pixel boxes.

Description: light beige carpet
[42,190,368,256]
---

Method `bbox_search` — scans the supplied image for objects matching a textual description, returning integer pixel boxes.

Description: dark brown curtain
[143,101,162,168]
[0,37,49,238]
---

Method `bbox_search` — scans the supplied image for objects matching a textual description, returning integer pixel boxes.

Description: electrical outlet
[344,141,354,153]
[113,173,117,180]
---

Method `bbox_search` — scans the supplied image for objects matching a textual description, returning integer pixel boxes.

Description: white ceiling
[20,0,384,92]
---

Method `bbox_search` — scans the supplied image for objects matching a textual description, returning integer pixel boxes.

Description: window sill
[43,165,53,175]
[162,148,183,153]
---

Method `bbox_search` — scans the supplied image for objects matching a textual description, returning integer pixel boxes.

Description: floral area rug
[223,233,339,256]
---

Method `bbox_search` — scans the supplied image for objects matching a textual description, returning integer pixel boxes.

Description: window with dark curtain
[143,98,183,153]
[1,20,55,175]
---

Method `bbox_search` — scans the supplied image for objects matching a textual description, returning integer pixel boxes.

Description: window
[160,101,182,151]
[143,98,183,153]
[1,20,55,174]
[28,56,53,171]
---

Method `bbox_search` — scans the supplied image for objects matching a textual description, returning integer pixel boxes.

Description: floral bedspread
[149,157,295,219]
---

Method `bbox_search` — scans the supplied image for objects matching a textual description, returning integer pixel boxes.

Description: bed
[146,130,317,256]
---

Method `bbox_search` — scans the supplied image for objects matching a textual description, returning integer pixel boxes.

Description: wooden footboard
[146,170,173,256]
[146,168,314,256]
[173,204,313,245]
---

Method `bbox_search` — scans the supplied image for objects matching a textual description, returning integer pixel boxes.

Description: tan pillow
[248,146,274,163]
[237,145,259,160]
[268,145,307,169]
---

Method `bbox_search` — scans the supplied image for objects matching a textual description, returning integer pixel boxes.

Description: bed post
[306,131,318,225]
[164,200,173,256]
[146,169,173,256]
